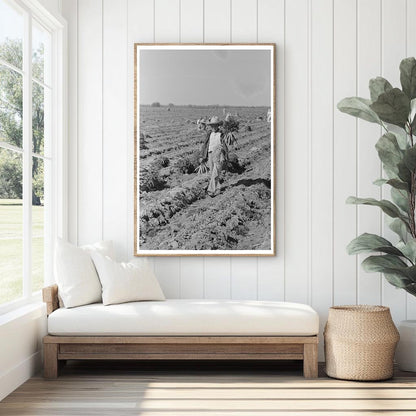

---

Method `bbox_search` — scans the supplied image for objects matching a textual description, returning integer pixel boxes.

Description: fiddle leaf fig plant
[338,57,416,297]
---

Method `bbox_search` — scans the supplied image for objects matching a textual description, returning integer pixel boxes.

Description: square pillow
[81,240,115,259]
[55,239,114,308]
[90,252,165,306]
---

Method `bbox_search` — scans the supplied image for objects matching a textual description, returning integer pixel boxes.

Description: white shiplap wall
[61,0,415,356]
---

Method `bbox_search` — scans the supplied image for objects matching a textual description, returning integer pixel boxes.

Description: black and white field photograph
[135,44,275,256]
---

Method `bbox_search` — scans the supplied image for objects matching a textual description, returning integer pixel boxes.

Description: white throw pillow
[81,240,115,259]
[55,239,114,308]
[90,253,165,306]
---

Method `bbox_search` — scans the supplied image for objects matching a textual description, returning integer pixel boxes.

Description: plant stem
[409,124,416,238]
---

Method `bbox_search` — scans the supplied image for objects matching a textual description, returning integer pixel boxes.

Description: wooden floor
[1,360,416,415]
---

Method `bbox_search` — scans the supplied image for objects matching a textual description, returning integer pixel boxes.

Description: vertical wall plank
[333,0,357,305]
[180,0,203,42]
[231,0,257,42]
[231,258,258,299]
[204,257,231,298]
[203,0,232,298]
[127,0,154,43]
[152,0,181,297]
[180,257,204,298]
[284,0,309,304]
[77,0,103,245]
[229,0,258,300]
[257,0,285,301]
[61,0,77,245]
[103,0,128,260]
[310,0,333,359]
[407,0,416,319]
[407,0,416,55]
[381,0,407,323]
[155,0,180,42]
[356,0,382,305]
[154,258,181,298]
[204,0,231,43]
[179,0,205,297]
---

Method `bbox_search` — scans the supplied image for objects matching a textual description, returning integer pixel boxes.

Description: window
[0,0,66,311]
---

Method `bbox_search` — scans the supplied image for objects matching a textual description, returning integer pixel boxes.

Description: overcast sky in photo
[139,49,272,107]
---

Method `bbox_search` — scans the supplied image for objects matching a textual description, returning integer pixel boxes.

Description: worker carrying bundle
[197,116,208,131]
[198,116,229,198]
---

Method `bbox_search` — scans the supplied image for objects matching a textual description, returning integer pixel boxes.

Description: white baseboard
[0,350,42,401]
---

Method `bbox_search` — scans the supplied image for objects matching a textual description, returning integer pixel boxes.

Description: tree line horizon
[143,102,270,108]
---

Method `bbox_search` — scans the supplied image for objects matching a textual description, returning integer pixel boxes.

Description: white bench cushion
[47,299,319,336]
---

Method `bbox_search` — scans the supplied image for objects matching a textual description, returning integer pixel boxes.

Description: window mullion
[22,11,32,298]
[0,58,25,76]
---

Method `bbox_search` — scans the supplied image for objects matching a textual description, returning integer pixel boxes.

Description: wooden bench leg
[44,343,59,379]
[303,343,318,379]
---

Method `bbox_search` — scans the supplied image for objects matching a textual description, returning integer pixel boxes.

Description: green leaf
[361,255,415,288]
[369,77,393,102]
[383,272,412,288]
[370,88,410,128]
[373,178,410,191]
[394,130,410,150]
[347,233,403,256]
[375,132,404,173]
[410,98,416,128]
[403,146,416,172]
[400,57,416,100]
[404,282,416,296]
[391,187,409,213]
[346,196,406,219]
[337,97,382,125]
[387,178,410,191]
[412,114,416,133]
[384,167,399,180]
[373,178,388,186]
[411,99,416,133]
[398,161,412,184]
[362,254,408,272]
[402,265,416,282]
[389,218,409,241]
[397,240,416,263]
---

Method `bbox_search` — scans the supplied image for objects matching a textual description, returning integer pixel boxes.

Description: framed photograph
[134,44,275,256]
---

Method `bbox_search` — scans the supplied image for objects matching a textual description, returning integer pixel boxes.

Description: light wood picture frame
[134,44,276,256]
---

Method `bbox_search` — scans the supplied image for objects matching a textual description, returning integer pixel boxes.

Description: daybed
[42,284,320,379]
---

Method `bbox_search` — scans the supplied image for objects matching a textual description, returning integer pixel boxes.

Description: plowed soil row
[138,105,272,251]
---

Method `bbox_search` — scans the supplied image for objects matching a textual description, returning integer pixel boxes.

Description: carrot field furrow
[138,105,272,251]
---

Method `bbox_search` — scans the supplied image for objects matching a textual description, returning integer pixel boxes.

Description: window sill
[0,299,45,327]
[0,291,42,315]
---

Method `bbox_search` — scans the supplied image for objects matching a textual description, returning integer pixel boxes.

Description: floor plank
[1,361,416,415]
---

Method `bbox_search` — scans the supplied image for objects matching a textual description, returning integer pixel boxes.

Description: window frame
[0,0,67,315]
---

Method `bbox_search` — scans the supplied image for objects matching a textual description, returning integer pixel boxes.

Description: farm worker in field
[200,116,228,197]
[267,108,272,122]
[197,116,208,131]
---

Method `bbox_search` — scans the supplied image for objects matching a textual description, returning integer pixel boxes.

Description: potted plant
[338,57,416,372]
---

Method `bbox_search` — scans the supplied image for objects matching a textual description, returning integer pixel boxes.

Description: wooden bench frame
[42,285,319,379]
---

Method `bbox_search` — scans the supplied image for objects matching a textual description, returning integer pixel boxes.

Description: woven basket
[324,305,399,381]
